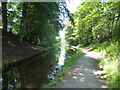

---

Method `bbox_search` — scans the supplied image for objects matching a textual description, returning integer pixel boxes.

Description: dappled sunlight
[79,77,84,82]
[58,48,107,88]
[93,71,106,76]
[85,51,100,59]
[2,0,118,88]
[60,64,106,88]
[80,48,102,59]
[72,76,78,79]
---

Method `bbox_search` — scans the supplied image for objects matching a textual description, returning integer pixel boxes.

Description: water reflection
[47,49,66,80]
[2,50,59,88]
[58,50,66,65]
[47,30,66,79]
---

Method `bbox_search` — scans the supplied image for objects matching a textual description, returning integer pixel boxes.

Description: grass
[41,47,82,88]
[42,44,59,52]
[0,66,2,69]
[87,39,119,88]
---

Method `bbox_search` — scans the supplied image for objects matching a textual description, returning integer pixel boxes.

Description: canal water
[2,49,64,88]
[2,30,71,89]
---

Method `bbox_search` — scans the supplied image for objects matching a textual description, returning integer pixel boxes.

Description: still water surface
[2,49,66,89]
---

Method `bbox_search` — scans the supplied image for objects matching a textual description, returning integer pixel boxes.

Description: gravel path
[57,48,107,88]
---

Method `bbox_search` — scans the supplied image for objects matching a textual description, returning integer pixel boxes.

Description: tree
[2,2,7,33]
[65,2,120,46]
[19,2,27,44]
[6,2,68,46]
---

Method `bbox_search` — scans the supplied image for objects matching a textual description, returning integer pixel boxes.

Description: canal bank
[42,47,82,88]
[2,48,60,89]
[2,30,83,89]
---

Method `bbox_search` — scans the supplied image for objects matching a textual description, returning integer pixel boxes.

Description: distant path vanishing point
[57,48,107,88]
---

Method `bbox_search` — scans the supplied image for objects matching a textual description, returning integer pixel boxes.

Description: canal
[2,49,64,88]
[2,30,68,89]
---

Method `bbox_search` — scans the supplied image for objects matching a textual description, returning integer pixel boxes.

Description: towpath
[57,48,107,88]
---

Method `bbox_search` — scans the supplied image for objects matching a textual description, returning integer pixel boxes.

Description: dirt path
[57,48,107,88]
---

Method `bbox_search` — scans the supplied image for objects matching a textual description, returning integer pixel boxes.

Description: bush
[88,40,119,88]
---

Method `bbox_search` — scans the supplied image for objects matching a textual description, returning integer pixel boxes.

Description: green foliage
[6,2,66,46]
[65,2,120,88]
[41,48,82,88]
[66,2,120,46]
[88,40,119,88]
[0,14,2,27]
[0,66,3,69]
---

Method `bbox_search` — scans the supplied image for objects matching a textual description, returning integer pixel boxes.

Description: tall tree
[65,2,120,46]
[19,2,27,44]
[2,2,7,33]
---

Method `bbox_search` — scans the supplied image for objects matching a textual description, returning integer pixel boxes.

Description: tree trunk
[19,3,27,44]
[2,2,7,32]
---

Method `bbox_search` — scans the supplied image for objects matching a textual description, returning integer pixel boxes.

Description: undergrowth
[41,48,82,88]
[88,39,119,88]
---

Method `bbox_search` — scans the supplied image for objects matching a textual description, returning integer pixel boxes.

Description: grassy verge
[87,39,119,88]
[42,44,60,52]
[41,48,82,88]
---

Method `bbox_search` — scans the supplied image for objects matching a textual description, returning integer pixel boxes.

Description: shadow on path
[57,48,107,88]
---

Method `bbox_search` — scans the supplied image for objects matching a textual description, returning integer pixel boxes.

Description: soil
[2,35,42,66]
[57,48,107,88]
